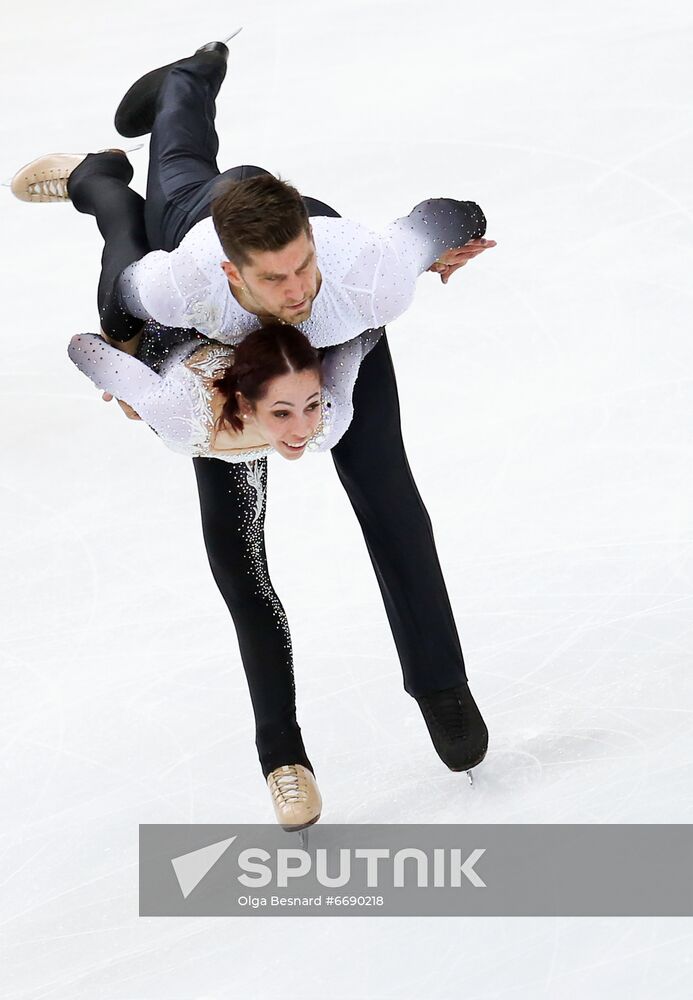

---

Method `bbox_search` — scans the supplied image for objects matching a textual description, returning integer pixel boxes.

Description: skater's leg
[331,332,468,698]
[143,51,339,250]
[67,151,148,342]
[301,199,467,696]
[192,455,313,779]
[144,50,225,250]
[143,52,267,250]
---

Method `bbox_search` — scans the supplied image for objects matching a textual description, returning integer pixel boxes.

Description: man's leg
[192,455,314,779]
[331,332,468,698]
[141,49,340,249]
[142,51,270,251]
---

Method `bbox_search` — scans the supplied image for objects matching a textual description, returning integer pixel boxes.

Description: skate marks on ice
[317,710,662,825]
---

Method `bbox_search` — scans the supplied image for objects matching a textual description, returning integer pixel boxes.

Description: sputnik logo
[171,836,237,899]
[170,835,487,896]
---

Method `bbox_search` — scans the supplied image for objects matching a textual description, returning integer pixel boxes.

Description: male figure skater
[12,37,496,818]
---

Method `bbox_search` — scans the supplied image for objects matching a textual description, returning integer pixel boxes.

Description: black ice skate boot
[114,28,242,138]
[415,682,489,777]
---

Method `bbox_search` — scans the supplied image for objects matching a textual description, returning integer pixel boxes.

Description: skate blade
[100,142,145,154]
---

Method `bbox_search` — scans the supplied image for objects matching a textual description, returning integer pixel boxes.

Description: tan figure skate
[8,147,140,203]
[10,153,88,202]
[267,764,322,832]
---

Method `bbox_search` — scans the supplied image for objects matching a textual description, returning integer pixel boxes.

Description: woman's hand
[102,391,142,420]
[99,325,143,419]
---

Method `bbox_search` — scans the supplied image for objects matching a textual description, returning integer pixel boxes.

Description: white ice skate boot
[267,764,322,832]
[10,153,87,202]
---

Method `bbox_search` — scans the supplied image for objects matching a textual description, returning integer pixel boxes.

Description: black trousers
[70,51,468,778]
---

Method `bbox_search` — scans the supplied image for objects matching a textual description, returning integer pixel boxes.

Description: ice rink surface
[1,0,692,996]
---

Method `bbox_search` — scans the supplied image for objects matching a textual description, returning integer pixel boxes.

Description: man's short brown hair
[211,173,310,267]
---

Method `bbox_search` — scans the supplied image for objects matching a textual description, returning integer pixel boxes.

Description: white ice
[1,0,692,997]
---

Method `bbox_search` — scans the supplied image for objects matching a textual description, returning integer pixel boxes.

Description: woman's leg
[192,455,314,779]
[67,151,148,342]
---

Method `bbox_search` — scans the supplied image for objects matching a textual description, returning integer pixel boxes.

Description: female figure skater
[67,318,377,832]
[14,140,382,832]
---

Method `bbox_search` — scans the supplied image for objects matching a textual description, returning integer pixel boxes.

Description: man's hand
[428,237,496,284]
[102,391,142,421]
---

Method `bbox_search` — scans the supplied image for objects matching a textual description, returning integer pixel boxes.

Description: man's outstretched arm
[367,198,496,328]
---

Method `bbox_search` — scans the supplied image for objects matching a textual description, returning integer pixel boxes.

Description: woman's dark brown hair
[213,323,321,433]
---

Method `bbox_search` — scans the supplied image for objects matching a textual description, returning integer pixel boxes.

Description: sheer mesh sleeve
[67,334,195,449]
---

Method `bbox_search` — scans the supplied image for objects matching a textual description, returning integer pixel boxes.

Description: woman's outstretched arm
[67,334,195,449]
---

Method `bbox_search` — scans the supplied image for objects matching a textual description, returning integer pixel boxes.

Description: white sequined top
[118,199,487,344]
[67,330,381,462]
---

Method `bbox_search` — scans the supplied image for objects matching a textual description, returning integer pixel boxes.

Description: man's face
[223,229,319,324]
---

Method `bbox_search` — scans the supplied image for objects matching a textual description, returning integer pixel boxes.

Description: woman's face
[240,369,322,460]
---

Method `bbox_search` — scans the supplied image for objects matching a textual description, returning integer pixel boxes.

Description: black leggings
[68,152,149,341]
[192,457,313,777]
[69,51,469,778]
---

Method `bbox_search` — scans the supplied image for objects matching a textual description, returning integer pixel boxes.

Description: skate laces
[27,176,70,199]
[421,690,469,739]
[268,765,310,804]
